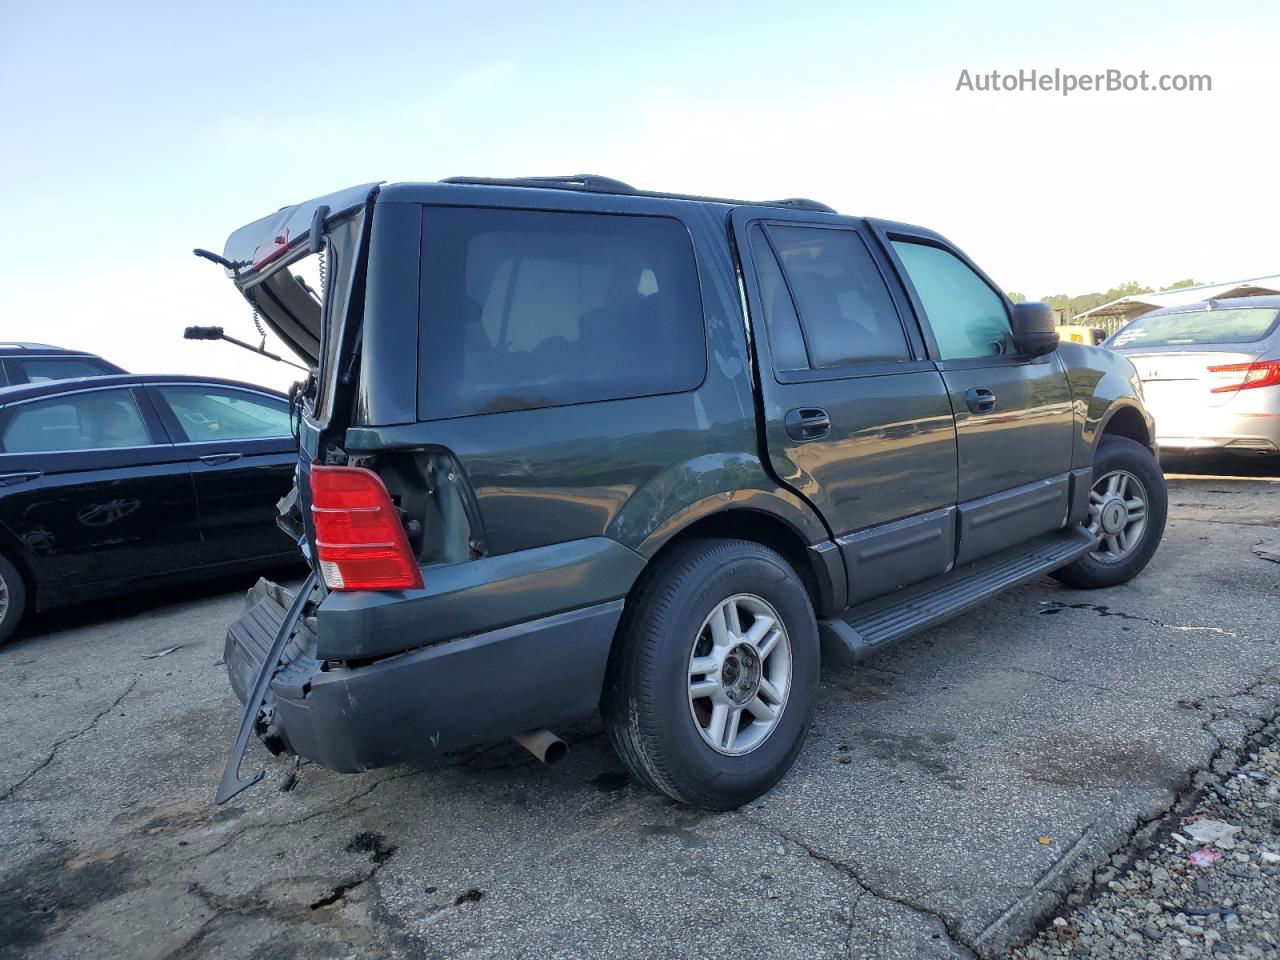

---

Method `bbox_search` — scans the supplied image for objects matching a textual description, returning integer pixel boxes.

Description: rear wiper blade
[192,247,250,275]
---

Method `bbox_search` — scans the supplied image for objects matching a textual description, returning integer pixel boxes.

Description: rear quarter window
[157,385,291,441]
[17,357,112,383]
[419,207,706,419]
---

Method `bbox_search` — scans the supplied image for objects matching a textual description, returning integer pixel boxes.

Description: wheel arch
[1099,402,1153,450]
[631,499,845,618]
[1058,341,1157,464]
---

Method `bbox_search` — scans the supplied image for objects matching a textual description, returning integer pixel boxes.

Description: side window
[19,357,111,383]
[891,241,1013,360]
[748,225,807,371]
[157,386,291,442]
[0,389,151,453]
[765,225,910,368]
[420,207,706,419]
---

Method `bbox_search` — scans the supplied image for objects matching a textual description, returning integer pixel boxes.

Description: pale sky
[2,0,1276,391]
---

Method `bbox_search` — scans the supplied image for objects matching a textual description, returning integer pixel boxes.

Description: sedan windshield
[1109,307,1280,348]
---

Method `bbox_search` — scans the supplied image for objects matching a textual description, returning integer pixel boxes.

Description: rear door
[879,228,1075,564]
[731,208,959,604]
[146,382,298,566]
[0,384,203,598]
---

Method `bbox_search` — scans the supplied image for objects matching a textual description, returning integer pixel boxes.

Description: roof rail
[439,174,836,213]
[441,174,637,194]
[0,342,62,351]
[772,197,836,213]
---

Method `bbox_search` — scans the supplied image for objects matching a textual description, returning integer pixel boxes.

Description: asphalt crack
[178,766,429,864]
[168,832,399,958]
[342,766,430,804]
[1177,668,1280,746]
[971,820,1100,953]
[181,802,369,864]
[0,676,138,802]
[1003,666,1116,694]
[309,832,396,909]
[1009,667,1280,955]
[736,812,978,958]
[1040,601,1238,637]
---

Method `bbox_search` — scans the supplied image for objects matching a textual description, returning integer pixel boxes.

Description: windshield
[1109,307,1280,348]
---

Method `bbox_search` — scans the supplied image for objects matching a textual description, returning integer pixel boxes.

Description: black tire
[0,552,28,646]
[1051,435,1168,590]
[602,538,819,810]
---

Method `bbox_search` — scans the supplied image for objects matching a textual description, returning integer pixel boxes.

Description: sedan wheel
[0,552,27,645]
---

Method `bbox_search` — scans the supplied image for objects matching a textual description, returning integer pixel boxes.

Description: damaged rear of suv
[212,175,1166,810]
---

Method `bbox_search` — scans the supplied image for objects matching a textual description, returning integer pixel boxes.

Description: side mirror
[1011,302,1059,357]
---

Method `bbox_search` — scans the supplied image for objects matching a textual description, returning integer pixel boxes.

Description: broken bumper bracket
[214,572,317,804]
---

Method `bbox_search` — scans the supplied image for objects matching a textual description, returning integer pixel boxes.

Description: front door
[881,230,1075,564]
[732,208,959,605]
[146,383,298,566]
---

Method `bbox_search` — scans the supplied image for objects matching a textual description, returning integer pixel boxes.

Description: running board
[819,526,1096,664]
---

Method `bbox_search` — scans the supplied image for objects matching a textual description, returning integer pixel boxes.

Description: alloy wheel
[687,593,792,756]
[1087,469,1149,563]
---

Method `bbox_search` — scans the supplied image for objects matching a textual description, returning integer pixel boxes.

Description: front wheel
[1051,435,1168,589]
[602,538,819,810]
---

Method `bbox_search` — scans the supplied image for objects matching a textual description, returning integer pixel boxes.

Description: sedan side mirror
[1011,302,1059,357]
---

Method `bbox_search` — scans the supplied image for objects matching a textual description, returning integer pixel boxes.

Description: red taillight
[309,465,423,591]
[1207,360,1280,393]
[252,228,290,271]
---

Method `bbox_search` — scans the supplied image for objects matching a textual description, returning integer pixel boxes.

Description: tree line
[1007,279,1201,321]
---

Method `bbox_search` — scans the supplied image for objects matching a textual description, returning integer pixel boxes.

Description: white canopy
[1077,274,1280,323]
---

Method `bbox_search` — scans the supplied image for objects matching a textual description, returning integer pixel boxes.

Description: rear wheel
[1051,435,1167,589]
[603,538,819,810]
[0,553,28,646]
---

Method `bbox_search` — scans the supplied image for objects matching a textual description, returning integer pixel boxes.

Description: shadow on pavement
[10,562,306,647]
[1161,451,1280,480]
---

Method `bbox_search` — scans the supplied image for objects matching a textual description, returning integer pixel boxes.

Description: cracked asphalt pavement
[2,456,1277,960]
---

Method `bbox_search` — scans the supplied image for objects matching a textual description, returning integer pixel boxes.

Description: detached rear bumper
[225,579,623,772]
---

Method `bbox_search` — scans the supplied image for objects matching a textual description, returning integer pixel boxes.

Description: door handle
[0,470,41,486]
[198,453,242,466]
[964,387,997,414]
[784,407,832,441]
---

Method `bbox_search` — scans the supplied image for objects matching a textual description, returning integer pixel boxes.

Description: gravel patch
[1014,723,1280,960]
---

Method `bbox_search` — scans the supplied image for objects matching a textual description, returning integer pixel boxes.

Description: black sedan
[0,375,300,643]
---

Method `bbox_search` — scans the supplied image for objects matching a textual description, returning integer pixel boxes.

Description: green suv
[211,175,1165,810]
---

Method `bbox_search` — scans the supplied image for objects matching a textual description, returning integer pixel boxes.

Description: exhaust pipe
[513,729,568,766]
